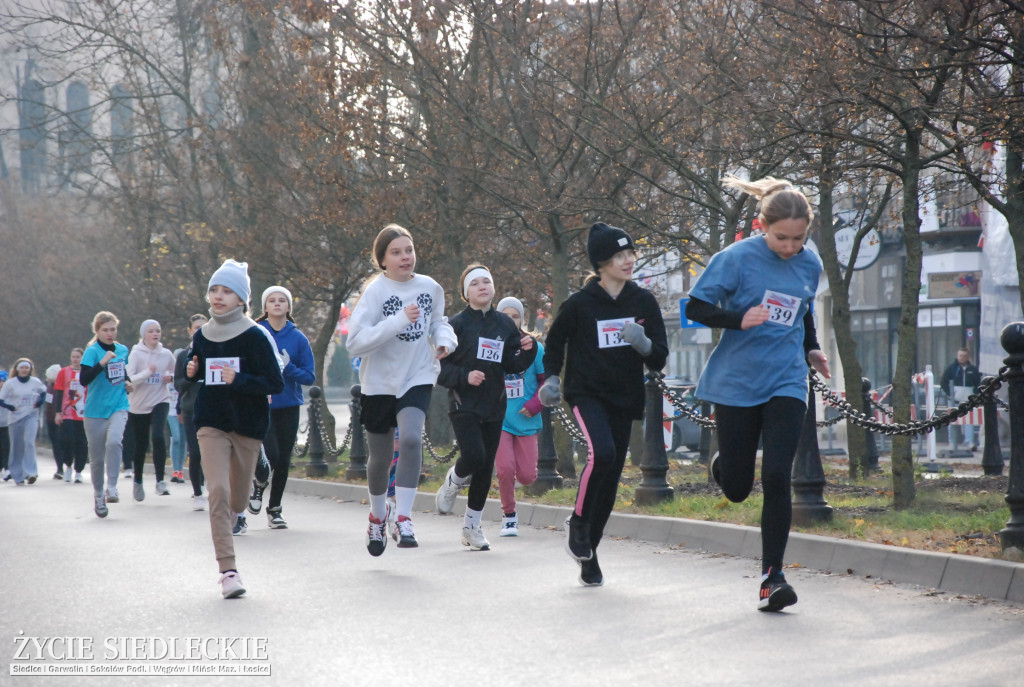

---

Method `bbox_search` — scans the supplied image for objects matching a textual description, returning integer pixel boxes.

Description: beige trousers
[197,427,262,573]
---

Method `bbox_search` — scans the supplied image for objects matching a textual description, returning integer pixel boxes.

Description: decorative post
[634,371,674,506]
[527,407,563,495]
[344,384,368,481]
[305,386,328,478]
[792,374,832,526]
[999,323,1024,550]
[980,376,1003,476]
[862,378,880,473]
[697,402,712,465]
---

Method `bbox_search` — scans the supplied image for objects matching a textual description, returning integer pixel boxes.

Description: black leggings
[714,396,806,575]
[182,411,204,496]
[450,412,503,512]
[572,398,633,551]
[255,405,301,510]
[48,421,64,470]
[127,402,169,483]
[60,420,89,472]
[0,426,8,470]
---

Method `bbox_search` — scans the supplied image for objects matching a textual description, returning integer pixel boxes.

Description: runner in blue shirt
[686,176,831,612]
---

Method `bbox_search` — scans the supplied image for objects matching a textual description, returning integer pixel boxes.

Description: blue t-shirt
[81,341,131,418]
[502,341,545,436]
[690,235,822,406]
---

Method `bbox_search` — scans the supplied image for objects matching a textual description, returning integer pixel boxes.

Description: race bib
[146,372,162,385]
[596,318,635,348]
[477,337,504,362]
[106,360,126,385]
[205,357,240,386]
[760,290,801,327]
[505,377,524,399]
[45,393,54,404]
[69,379,83,394]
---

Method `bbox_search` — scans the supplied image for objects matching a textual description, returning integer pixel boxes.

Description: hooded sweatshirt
[126,342,177,414]
[258,319,315,407]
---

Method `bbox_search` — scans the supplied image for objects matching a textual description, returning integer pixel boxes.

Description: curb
[286,476,1024,603]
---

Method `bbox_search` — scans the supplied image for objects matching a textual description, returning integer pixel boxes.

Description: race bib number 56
[760,290,801,327]
[596,318,635,348]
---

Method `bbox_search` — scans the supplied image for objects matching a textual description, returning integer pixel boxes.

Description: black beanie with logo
[587,222,635,271]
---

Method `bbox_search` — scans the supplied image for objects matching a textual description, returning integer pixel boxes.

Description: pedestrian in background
[0,359,46,486]
[346,224,457,555]
[174,313,208,510]
[540,222,668,587]
[0,370,10,481]
[81,311,131,517]
[435,274,537,552]
[940,348,982,451]
[184,259,284,599]
[494,296,545,537]
[125,320,177,501]
[43,364,66,480]
[53,348,88,484]
[685,176,830,612]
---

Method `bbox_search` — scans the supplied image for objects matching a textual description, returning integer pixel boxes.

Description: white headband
[462,267,492,299]
[16,362,31,370]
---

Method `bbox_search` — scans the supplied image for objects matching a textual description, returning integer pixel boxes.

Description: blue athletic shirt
[81,341,131,419]
[690,235,822,407]
[502,341,545,436]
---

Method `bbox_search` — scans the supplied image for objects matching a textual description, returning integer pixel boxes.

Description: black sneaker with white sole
[758,567,797,612]
[564,514,593,561]
[266,506,287,529]
[248,480,267,515]
[578,551,604,587]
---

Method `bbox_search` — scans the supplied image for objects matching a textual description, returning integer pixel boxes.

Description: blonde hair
[723,175,814,228]
[89,311,119,345]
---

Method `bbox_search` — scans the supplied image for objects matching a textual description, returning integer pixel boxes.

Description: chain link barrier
[422,433,459,464]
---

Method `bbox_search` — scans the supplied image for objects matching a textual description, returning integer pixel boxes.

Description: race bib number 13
[596,318,635,348]
[760,290,801,327]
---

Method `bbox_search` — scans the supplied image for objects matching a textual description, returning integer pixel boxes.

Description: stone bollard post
[344,384,368,481]
[792,374,833,526]
[526,407,563,495]
[998,323,1024,550]
[305,386,328,478]
[862,378,880,472]
[634,371,674,506]
[697,402,712,465]
[980,376,1004,476]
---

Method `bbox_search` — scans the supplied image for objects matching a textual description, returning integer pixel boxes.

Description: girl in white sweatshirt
[346,224,457,556]
[125,319,177,501]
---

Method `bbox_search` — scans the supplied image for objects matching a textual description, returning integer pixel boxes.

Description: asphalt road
[2,468,1023,687]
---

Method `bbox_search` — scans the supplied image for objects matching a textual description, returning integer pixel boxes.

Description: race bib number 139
[760,290,801,327]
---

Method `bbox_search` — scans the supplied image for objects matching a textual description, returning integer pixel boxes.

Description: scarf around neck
[201,306,257,343]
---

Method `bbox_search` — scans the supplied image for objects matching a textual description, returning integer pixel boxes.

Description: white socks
[463,508,482,529]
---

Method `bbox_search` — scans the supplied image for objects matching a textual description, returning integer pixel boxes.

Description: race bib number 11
[760,290,801,327]
[206,357,241,386]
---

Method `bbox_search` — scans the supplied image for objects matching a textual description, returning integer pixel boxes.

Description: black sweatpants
[255,405,301,510]
[127,402,169,483]
[59,420,89,472]
[182,411,204,496]
[714,396,806,575]
[572,397,633,551]
[449,412,503,512]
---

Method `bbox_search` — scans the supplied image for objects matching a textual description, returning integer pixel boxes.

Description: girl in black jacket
[436,264,537,551]
[540,223,668,586]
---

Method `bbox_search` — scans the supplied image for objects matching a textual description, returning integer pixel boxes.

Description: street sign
[834,227,881,270]
[679,298,708,329]
[351,356,361,371]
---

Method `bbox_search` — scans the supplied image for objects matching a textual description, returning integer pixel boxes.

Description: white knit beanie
[208,259,251,304]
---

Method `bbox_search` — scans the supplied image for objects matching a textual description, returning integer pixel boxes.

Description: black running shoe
[247,480,267,515]
[579,552,604,587]
[758,568,797,612]
[564,515,593,561]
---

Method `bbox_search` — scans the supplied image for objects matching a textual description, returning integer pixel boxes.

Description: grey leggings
[366,407,425,497]
[85,410,128,497]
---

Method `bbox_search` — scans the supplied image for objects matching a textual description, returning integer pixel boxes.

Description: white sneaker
[192,494,207,511]
[0,468,9,481]
[105,487,120,503]
[155,480,170,496]
[219,571,246,599]
[64,466,73,482]
[461,524,490,551]
[74,472,83,483]
[435,466,461,515]
[123,469,133,479]
[500,514,519,537]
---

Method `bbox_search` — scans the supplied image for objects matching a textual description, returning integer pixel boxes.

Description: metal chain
[656,378,717,428]
[809,367,1009,436]
[422,433,459,464]
[552,406,588,443]
[996,396,1009,411]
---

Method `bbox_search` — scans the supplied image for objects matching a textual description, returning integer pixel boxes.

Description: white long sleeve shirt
[346,273,457,397]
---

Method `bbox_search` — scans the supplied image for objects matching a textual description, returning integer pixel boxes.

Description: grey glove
[539,376,562,407]
[280,348,291,367]
[620,322,652,356]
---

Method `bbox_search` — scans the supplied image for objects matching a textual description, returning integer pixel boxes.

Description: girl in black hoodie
[540,223,668,586]
[436,264,537,551]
